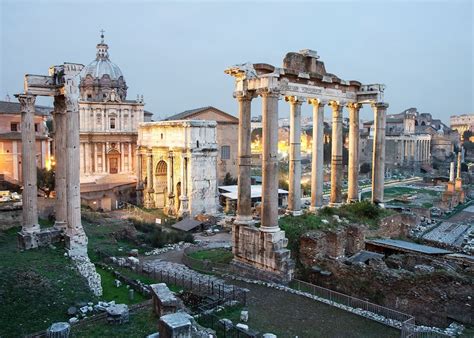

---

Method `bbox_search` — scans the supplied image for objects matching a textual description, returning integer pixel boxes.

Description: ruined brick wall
[370,214,416,238]
[299,225,366,266]
[305,257,473,327]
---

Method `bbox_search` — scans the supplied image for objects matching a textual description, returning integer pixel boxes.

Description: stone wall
[305,256,473,327]
[299,224,367,266]
[232,224,294,283]
[0,208,21,230]
[369,213,416,238]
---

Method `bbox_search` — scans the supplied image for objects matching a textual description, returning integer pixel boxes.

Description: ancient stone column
[17,94,40,240]
[136,151,144,205]
[167,152,176,216]
[347,102,361,203]
[53,96,67,230]
[85,143,91,175]
[308,99,325,211]
[371,102,388,205]
[260,89,280,231]
[285,95,303,216]
[235,91,254,225]
[178,153,189,218]
[449,161,455,182]
[64,94,88,257]
[456,151,462,179]
[145,152,154,208]
[329,101,343,206]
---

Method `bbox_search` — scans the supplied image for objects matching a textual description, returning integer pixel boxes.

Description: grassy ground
[229,279,400,337]
[0,227,95,337]
[96,267,146,305]
[71,305,157,338]
[188,248,234,264]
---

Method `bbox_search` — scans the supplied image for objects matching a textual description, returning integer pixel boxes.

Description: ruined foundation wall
[232,224,294,283]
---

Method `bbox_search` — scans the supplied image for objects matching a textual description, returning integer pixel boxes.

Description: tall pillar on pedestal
[347,102,361,203]
[260,89,280,231]
[136,151,144,205]
[371,102,388,205]
[17,94,40,247]
[63,93,88,257]
[53,96,67,230]
[167,152,176,216]
[178,153,189,217]
[286,96,303,216]
[329,101,343,206]
[235,91,254,225]
[145,152,154,208]
[309,99,325,211]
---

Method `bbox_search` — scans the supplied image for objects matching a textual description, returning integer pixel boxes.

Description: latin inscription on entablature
[280,83,357,100]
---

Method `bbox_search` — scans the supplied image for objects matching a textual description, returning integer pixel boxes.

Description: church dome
[79,32,128,102]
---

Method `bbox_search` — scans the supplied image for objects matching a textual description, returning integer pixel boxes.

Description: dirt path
[230,279,400,338]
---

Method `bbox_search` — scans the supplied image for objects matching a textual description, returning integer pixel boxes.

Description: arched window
[155,160,167,176]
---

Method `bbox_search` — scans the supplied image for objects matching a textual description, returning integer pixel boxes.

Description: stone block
[17,231,38,250]
[158,312,192,338]
[46,322,70,338]
[150,283,180,317]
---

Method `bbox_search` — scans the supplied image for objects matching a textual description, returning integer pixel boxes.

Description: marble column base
[286,209,303,216]
[234,214,254,226]
[329,202,343,208]
[54,221,67,231]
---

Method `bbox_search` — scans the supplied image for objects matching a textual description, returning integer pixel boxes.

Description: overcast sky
[1,0,472,123]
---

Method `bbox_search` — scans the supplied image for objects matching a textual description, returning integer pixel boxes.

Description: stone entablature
[225,49,388,282]
[137,120,218,217]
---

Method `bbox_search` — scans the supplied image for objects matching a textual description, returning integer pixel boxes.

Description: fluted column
[136,151,144,205]
[329,101,343,206]
[63,93,88,257]
[286,95,303,216]
[127,143,132,172]
[371,102,388,205]
[53,96,67,230]
[260,89,280,231]
[178,153,189,217]
[145,152,154,208]
[235,91,254,225]
[17,94,40,238]
[347,102,361,203]
[85,142,91,175]
[167,152,176,216]
[309,99,325,211]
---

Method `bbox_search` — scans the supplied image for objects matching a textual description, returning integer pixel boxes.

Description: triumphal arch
[225,49,388,282]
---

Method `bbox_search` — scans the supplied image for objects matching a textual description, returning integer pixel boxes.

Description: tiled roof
[163,106,238,122]
[0,101,52,116]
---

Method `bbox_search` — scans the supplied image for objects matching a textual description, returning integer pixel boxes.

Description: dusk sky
[1,0,472,123]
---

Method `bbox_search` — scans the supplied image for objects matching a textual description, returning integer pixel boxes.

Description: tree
[360,162,371,174]
[223,172,237,185]
[37,168,55,197]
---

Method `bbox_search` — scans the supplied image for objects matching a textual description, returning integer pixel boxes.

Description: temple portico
[225,49,388,282]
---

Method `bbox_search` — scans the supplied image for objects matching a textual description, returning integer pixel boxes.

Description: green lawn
[188,248,234,264]
[0,227,95,337]
[71,305,157,338]
[96,267,146,305]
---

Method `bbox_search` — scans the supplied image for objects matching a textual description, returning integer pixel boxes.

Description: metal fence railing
[291,279,451,338]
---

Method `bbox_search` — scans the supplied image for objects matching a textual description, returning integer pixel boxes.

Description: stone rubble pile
[68,300,118,324]
[144,242,192,256]
[70,255,103,296]
[225,275,465,336]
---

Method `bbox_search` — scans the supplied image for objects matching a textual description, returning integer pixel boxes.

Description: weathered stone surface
[159,312,192,338]
[46,322,70,338]
[150,283,180,317]
[232,224,294,283]
[106,304,129,324]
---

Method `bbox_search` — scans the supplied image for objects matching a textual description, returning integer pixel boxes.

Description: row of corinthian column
[17,93,87,255]
[234,89,388,229]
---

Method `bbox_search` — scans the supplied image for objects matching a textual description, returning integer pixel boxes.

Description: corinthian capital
[16,94,36,113]
[65,95,79,112]
[257,87,280,98]
[284,95,303,105]
[53,95,67,114]
[234,90,256,102]
[329,100,344,113]
[347,102,362,110]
